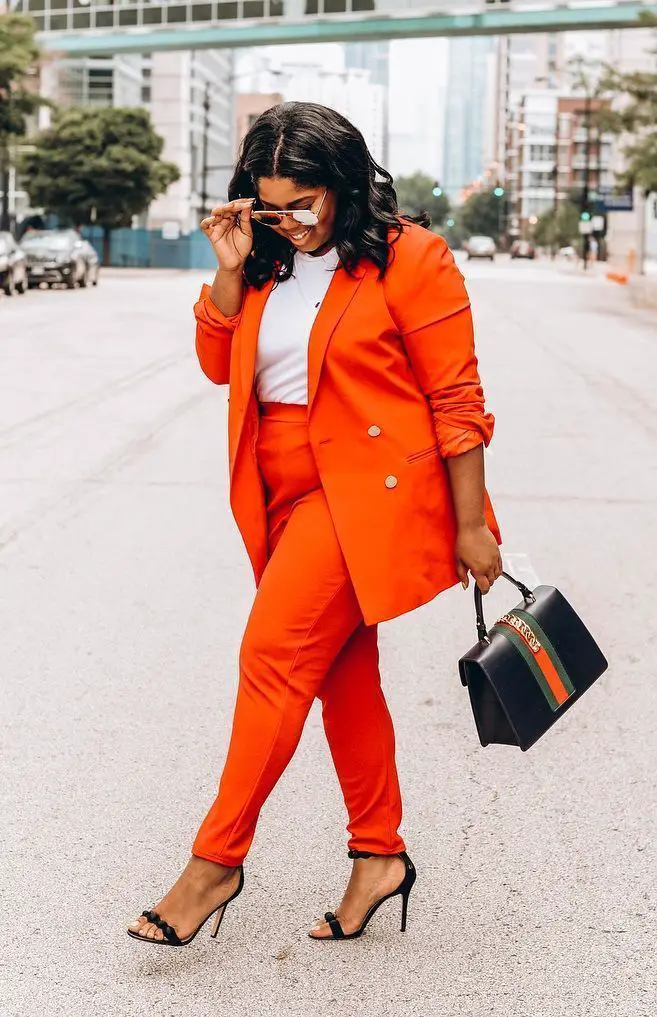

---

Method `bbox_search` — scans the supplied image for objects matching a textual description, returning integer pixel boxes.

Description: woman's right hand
[200,198,255,273]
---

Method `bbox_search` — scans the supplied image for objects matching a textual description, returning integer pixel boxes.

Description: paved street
[1,257,656,1016]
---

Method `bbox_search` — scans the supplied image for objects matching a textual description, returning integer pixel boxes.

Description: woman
[128,102,502,947]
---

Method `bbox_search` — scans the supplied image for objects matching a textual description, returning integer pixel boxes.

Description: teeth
[292,229,310,240]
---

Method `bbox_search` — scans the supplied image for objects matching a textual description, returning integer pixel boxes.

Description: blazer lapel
[307,263,367,411]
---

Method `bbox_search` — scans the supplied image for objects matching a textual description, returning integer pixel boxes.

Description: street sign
[578,221,593,235]
[598,186,633,212]
[591,215,605,232]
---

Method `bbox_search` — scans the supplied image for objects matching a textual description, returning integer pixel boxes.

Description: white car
[465,235,497,261]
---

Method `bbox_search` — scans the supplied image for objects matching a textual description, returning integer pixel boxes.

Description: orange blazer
[194,222,501,625]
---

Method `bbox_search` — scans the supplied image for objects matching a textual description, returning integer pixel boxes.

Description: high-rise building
[387,38,446,184]
[235,92,284,150]
[443,37,495,200]
[273,64,386,165]
[38,49,234,233]
[147,50,234,229]
[344,41,390,163]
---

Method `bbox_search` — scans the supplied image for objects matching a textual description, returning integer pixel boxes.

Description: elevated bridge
[15,0,657,56]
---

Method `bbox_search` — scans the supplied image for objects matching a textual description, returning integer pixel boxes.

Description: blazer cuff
[194,282,242,329]
[435,413,495,459]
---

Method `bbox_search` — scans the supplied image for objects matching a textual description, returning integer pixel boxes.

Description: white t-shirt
[255,247,340,405]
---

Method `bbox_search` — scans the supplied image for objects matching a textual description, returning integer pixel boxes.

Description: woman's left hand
[455,523,502,594]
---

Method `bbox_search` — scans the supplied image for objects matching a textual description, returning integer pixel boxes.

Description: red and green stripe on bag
[491,610,575,711]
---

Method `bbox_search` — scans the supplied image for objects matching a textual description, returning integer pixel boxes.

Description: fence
[81,226,217,270]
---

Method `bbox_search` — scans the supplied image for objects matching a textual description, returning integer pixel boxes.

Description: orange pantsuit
[192,404,404,865]
[192,223,501,865]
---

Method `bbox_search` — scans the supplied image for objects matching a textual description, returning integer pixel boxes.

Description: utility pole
[551,102,560,258]
[200,81,210,219]
[581,91,592,271]
[0,139,10,233]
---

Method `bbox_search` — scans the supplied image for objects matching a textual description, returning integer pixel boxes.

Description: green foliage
[22,107,180,234]
[458,190,503,240]
[533,200,581,249]
[597,21,657,194]
[394,172,451,227]
[0,13,44,140]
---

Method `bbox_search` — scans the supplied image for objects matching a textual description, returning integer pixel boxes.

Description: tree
[22,107,180,264]
[533,200,581,250]
[458,190,504,240]
[0,13,46,231]
[595,17,657,194]
[394,172,451,228]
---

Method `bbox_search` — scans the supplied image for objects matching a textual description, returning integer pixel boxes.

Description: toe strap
[324,911,345,940]
[141,909,182,945]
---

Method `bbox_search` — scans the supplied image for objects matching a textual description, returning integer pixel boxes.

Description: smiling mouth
[290,227,312,241]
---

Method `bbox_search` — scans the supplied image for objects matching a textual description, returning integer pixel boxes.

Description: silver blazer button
[368,425,381,437]
[384,475,398,489]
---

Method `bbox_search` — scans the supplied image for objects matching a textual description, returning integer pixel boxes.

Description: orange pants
[192,402,405,866]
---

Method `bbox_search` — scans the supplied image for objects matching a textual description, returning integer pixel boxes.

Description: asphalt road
[1,258,656,1016]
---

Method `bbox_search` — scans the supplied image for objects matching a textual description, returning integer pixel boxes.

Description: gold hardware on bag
[498,613,542,654]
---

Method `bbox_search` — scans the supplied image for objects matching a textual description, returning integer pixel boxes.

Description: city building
[388,38,446,182]
[142,50,235,230]
[40,49,235,233]
[234,46,386,165]
[442,36,495,200]
[504,90,613,239]
[275,63,385,164]
[489,33,565,188]
[235,92,285,151]
[345,41,390,163]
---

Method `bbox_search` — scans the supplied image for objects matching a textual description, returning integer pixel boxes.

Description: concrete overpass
[20,0,657,56]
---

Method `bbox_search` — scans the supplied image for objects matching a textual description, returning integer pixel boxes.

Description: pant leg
[192,486,363,867]
[319,623,406,856]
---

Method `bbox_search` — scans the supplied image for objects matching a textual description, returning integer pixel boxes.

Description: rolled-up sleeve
[385,230,495,458]
[194,283,243,385]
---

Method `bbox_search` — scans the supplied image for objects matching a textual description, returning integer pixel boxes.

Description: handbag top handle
[475,571,536,644]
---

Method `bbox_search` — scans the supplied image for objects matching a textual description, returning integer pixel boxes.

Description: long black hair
[228,101,430,288]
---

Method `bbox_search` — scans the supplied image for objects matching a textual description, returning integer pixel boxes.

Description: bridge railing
[15,0,527,35]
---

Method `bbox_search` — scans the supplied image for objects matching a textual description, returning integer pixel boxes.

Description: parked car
[20,230,100,289]
[510,239,536,260]
[558,245,577,261]
[465,235,496,261]
[0,231,28,296]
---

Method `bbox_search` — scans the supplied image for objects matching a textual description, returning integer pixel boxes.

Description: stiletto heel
[311,850,416,942]
[400,888,410,932]
[210,903,227,938]
[128,865,244,948]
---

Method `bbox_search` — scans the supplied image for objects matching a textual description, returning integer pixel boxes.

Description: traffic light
[432,181,443,197]
[580,211,591,222]
[493,186,505,198]
[446,218,455,228]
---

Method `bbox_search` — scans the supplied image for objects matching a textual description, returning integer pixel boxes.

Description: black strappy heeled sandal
[311,849,416,941]
[127,866,244,947]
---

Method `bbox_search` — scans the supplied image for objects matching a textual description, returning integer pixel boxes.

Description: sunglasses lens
[292,211,318,226]
[256,212,283,226]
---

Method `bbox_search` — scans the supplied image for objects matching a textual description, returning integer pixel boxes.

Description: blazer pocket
[406,444,439,464]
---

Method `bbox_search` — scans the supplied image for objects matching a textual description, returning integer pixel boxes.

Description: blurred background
[2,4,657,1015]
[1,0,656,280]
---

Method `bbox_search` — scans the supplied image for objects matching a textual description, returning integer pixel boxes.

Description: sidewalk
[552,254,657,309]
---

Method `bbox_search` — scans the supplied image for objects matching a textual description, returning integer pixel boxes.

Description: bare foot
[127,856,241,943]
[308,854,406,939]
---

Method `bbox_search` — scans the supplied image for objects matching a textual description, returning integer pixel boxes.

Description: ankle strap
[348,849,376,859]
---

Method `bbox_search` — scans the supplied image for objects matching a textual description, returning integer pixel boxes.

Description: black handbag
[458,572,608,751]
